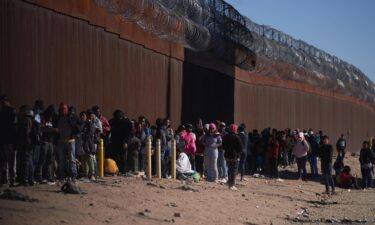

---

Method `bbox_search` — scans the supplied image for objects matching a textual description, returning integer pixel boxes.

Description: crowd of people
[0,95,375,193]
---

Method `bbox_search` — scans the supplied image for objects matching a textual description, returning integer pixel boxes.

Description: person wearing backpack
[336,134,347,159]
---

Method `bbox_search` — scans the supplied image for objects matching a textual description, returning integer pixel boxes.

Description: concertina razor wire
[94,0,375,105]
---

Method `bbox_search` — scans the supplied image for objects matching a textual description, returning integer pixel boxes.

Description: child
[318,136,335,194]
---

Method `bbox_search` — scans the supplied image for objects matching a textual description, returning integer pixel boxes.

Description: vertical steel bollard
[98,139,104,177]
[146,137,152,180]
[171,139,176,179]
[156,139,161,179]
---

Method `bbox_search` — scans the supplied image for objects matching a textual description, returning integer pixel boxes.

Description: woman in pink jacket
[181,124,197,170]
[293,132,310,180]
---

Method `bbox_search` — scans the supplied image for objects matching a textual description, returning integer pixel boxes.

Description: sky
[225,0,375,82]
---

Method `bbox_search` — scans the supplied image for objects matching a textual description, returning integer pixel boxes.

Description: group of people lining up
[0,95,374,192]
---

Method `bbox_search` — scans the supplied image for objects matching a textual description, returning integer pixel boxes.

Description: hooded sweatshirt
[293,138,310,158]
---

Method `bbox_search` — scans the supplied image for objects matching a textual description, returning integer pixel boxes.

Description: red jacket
[268,140,279,159]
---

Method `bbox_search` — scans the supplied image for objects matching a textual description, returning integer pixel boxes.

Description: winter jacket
[223,133,242,161]
[267,139,279,159]
[318,144,333,168]
[359,148,375,165]
[0,105,17,144]
[202,133,222,151]
[336,138,347,151]
[238,132,248,154]
[293,139,310,158]
[110,117,132,145]
[17,115,33,147]
[181,131,196,155]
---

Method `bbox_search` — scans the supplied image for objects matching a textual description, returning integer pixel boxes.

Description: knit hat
[209,123,216,130]
[229,124,238,134]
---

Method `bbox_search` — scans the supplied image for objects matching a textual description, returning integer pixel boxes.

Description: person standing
[223,124,242,190]
[267,129,279,179]
[336,134,347,159]
[17,106,34,186]
[359,141,375,189]
[217,122,228,182]
[237,124,248,181]
[0,95,17,187]
[181,124,196,171]
[109,110,133,175]
[56,103,79,181]
[307,130,319,177]
[202,123,222,182]
[318,136,335,194]
[293,132,310,181]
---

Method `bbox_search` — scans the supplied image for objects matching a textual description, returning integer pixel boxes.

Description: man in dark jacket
[307,130,319,177]
[0,95,17,187]
[318,136,335,194]
[109,110,133,175]
[17,105,34,186]
[56,103,80,181]
[223,124,242,190]
[359,141,375,189]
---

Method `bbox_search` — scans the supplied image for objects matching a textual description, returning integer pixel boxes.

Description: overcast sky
[225,0,375,82]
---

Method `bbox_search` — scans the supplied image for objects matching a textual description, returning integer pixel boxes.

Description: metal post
[98,139,104,177]
[156,139,161,179]
[171,139,176,179]
[146,137,152,180]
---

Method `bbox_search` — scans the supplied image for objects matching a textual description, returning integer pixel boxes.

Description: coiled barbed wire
[94,0,375,104]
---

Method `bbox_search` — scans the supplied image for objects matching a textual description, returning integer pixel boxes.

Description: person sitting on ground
[336,165,359,189]
[318,136,335,194]
[176,145,195,180]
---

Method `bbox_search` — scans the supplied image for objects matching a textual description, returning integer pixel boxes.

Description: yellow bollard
[146,137,152,180]
[98,139,104,177]
[171,139,176,179]
[156,139,161,179]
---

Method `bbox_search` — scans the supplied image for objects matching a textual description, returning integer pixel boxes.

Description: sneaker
[47,181,56,185]
[90,176,96,181]
[240,177,248,182]
[229,186,238,191]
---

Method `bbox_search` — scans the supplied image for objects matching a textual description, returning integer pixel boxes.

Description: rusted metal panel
[234,80,375,151]
[0,0,183,126]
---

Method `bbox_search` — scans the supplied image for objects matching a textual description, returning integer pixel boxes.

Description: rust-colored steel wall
[234,80,375,152]
[0,0,183,126]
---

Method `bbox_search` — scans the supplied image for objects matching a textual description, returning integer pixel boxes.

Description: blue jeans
[361,167,373,189]
[323,163,335,192]
[296,156,307,180]
[218,150,227,178]
[204,148,218,182]
[309,156,318,176]
[57,141,77,180]
[227,160,239,187]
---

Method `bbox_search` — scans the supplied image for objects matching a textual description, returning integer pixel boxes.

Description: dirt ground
[0,154,374,225]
